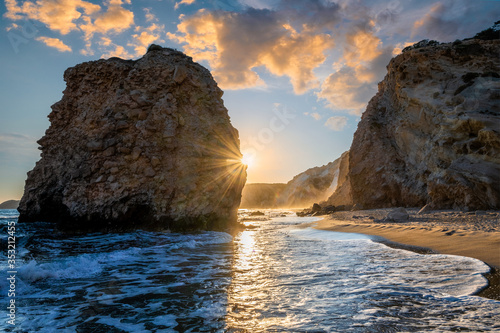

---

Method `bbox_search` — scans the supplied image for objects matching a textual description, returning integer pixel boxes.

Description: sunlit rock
[329,27,500,210]
[18,46,246,231]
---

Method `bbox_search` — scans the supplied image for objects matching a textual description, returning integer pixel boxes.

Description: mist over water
[1,209,499,332]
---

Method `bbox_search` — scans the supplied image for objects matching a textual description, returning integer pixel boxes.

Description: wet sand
[314,208,500,300]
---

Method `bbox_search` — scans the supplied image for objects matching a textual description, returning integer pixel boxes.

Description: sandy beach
[314,208,500,300]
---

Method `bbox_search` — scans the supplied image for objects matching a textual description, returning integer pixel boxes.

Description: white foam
[18,255,103,282]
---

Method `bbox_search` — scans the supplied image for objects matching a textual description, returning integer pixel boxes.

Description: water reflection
[224,215,499,332]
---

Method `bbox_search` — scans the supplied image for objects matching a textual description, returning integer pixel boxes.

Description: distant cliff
[0,200,20,209]
[241,154,345,208]
[240,183,287,208]
[18,45,246,231]
[329,27,500,210]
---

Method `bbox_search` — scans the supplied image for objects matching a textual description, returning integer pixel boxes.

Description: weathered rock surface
[329,31,500,210]
[18,46,246,231]
[323,151,351,207]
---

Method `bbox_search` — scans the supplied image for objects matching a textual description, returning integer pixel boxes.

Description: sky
[1,0,499,202]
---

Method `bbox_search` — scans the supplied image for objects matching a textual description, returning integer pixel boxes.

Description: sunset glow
[1,0,499,202]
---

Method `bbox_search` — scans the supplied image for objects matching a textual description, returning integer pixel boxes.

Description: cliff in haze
[329,27,500,210]
[241,154,346,208]
[240,183,287,208]
[18,46,246,231]
[0,200,19,209]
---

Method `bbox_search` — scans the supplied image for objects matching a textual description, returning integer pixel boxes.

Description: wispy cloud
[175,0,196,10]
[36,36,72,52]
[324,116,347,131]
[0,132,40,161]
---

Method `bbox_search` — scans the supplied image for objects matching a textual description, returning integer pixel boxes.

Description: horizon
[1,0,499,203]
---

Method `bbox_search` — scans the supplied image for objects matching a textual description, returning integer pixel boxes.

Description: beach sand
[313,208,500,300]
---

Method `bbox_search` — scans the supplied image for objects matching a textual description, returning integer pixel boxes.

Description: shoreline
[313,209,500,301]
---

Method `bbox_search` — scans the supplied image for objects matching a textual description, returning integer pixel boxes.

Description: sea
[1,208,499,332]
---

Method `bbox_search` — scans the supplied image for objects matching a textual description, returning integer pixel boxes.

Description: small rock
[311,203,322,213]
[385,207,409,222]
[131,147,141,160]
[144,167,156,177]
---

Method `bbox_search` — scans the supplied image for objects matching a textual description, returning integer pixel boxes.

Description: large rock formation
[18,46,246,231]
[329,30,500,210]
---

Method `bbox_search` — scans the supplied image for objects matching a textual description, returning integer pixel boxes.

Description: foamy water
[1,209,499,332]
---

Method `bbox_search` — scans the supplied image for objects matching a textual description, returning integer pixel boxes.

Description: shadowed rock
[18,46,246,232]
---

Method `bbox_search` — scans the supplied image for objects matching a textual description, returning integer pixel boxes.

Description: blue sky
[1,0,499,202]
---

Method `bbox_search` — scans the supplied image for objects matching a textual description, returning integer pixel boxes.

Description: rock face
[323,151,351,207]
[18,46,246,231]
[329,34,500,210]
[277,157,344,208]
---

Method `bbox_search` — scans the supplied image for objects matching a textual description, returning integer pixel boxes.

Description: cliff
[241,153,346,208]
[240,183,286,208]
[323,151,351,207]
[18,46,246,231]
[276,157,343,208]
[329,31,500,210]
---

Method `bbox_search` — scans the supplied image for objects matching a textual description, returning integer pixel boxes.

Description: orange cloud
[101,45,132,59]
[168,9,333,93]
[175,0,196,10]
[36,36,72,52]
[5,0,134,55]
[4,0,100,34]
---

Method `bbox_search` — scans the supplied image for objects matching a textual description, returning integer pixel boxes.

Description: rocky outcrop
[18,46,246,231]
[323,151,351,207]
[329,30,500,210]
[0,200,19,209]
[276,157,343,208]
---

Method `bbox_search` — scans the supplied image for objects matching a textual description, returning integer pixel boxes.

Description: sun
[241,154,255,168]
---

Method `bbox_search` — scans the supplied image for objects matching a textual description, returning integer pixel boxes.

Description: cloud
[411,0,500,41]
[0,132,39,155]
[316,15,395,115]
[101,44,133,58]
[36,36,72,52]
[5,0,134,56]
[4,0,100,35]
[175,0,196,10]
[168,4,337,93]
[310,112,322,120]
[324,116,347,131]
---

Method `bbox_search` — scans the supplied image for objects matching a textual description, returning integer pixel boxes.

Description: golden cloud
[5,0,100,35]
[168,9,333,93]
[5,0,134,55]
[175,0,196,10]
[36,36,72,52]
